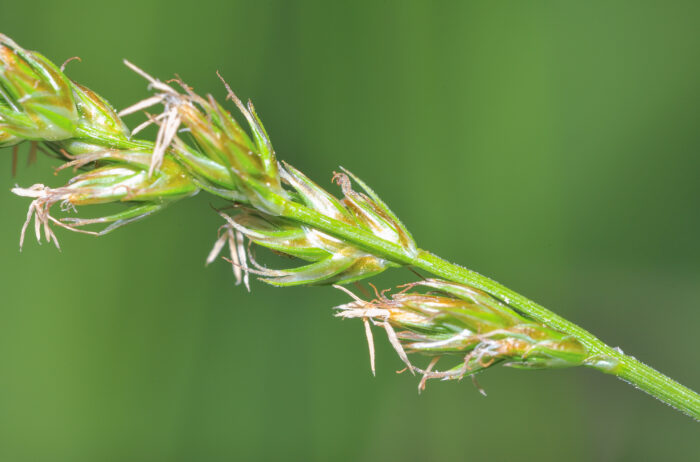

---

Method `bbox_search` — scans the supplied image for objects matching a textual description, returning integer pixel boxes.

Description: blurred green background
[1,1,699,460]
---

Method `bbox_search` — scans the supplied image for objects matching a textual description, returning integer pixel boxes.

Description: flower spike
[3,34,698,420]
[336,279,589,389]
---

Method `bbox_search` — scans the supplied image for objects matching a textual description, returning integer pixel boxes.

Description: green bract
[58,83,132,153]
[0,35,78,143]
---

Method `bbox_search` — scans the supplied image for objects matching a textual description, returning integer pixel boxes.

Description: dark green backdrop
[1,1,699,460]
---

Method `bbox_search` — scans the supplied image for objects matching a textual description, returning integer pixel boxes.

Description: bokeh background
[1,1,699,460]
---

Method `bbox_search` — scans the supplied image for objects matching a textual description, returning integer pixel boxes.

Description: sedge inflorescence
[1,34,591,392]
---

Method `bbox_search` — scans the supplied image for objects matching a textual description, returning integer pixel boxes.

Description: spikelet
[336,279,589,390]
[218,163,416,286]
[1,36,198,247]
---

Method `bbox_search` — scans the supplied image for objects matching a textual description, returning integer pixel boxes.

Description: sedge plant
[1,35,698,420]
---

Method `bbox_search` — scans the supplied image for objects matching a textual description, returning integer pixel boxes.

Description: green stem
[282,201,700,420]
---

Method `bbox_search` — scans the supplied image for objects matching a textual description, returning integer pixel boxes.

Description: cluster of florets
[335,279,588,391]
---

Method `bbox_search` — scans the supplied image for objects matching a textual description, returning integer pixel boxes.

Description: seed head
[120,63,286,213]
[336,279,589,390]
[214,164,416,286]
[13,150,198,248]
